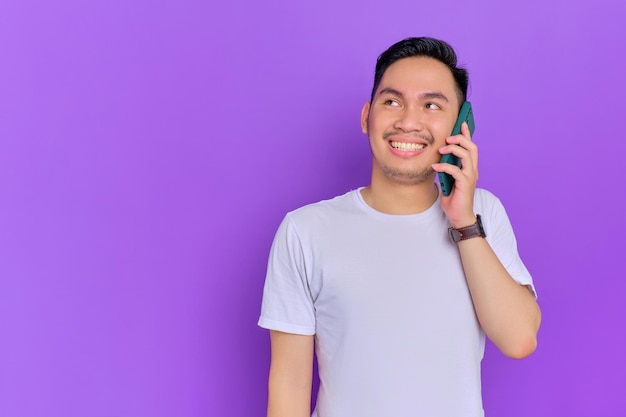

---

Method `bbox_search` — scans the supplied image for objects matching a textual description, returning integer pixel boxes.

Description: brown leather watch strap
[448,215,486,243]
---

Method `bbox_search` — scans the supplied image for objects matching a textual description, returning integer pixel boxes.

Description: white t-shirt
[259,187,534,417]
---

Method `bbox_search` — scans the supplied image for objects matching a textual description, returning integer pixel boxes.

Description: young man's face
[361,56,461,186]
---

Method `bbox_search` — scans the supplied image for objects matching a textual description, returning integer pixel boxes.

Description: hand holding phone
[438,101,476,196]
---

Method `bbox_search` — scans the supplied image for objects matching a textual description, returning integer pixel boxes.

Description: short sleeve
[258,215,316,335]
[480,193,537,299]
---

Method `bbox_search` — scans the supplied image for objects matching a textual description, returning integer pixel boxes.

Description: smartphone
[438,101,475,196]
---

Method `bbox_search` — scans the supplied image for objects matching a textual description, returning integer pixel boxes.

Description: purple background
[1,0,625,416]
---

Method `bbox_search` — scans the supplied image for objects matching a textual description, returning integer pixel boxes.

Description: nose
[394,106,425,132]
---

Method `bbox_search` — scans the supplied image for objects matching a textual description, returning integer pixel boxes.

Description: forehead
[376,56,459,102]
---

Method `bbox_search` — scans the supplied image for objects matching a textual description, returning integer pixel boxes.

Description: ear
[360,102,370,134]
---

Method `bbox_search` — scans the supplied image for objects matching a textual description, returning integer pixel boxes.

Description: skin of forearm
[457,237,542,359]
[267,331,314,417]
[267,373,311,417]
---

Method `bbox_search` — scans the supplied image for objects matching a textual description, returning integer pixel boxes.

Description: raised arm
[267,330,315,417]
[433,122,541,359]
[456,236,541,358]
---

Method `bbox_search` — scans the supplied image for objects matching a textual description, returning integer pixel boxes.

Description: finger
[432,163,472,197]
[438,145,478,184]
[431,161,463,177]
[461,122,478,170]
[461,121,472,140]
[446,133,476,150]
[439,144,471,166]
[445,134,478,172]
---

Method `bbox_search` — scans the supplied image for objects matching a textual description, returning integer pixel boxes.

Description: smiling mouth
[390,141,425,151]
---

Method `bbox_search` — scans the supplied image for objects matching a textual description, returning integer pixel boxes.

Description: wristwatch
[448,215,486,243]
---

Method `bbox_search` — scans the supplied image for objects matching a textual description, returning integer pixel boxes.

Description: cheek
[367,115,387,135]
[432,119,454,139]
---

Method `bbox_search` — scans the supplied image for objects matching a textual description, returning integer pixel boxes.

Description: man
[258,37,541,417]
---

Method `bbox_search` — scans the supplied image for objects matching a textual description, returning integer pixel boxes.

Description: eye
[425,102,441,110]
[384,99,400,107]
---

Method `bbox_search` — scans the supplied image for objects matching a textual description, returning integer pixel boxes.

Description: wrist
[448,214,486,243]
[449,214,478,230]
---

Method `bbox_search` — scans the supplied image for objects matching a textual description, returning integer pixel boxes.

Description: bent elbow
[502,335,538,360]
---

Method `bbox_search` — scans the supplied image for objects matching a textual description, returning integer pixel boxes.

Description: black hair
[370,37,469,105]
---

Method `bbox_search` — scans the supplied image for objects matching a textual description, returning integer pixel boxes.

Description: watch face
[476,215,486,237]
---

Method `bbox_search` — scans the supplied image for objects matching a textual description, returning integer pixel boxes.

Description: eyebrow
[378,88,449,102]
[378,88,404,98]
[419,91,449,102]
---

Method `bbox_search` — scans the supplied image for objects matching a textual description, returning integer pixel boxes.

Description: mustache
[382,131,434,145]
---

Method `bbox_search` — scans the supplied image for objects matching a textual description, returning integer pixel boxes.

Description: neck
[361,176,439,215]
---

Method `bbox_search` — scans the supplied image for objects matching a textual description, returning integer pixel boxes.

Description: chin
[382,166,436,185]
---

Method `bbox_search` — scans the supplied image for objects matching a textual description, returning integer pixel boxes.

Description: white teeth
[390,141,425,151]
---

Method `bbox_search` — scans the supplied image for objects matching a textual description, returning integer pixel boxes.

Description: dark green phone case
[438,101,476,196]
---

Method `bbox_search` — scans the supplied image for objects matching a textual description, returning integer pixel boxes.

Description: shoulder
[472,188,513,233]
[286,189,361,223]
[273,189,363,245]
[473,187,505,213]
